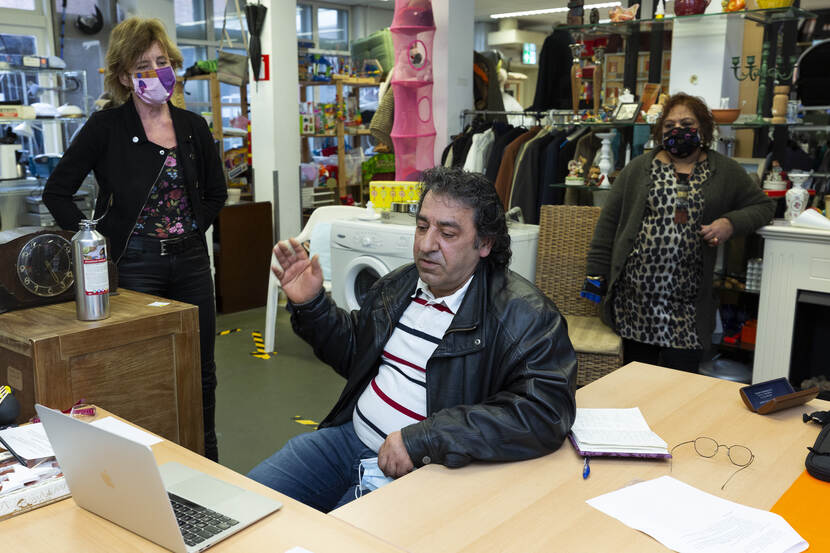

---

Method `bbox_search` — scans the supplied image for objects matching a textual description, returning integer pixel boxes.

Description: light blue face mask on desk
[356,457,395,498]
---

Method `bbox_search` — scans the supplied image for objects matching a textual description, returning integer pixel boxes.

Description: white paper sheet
[791,209,830,230]
[587,476,807,553]
[0,423,54,460]
[90,417,163,446]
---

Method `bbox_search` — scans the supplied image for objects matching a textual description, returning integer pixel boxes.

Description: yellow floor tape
[250,330,276,359]
[293,415,319,429]
[216,328,241,336]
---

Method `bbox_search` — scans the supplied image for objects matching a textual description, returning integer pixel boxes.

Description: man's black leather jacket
[44,97,227,262]
[289,261,577,469]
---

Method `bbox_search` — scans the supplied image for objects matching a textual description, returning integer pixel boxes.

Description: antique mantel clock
[0,229,77,313]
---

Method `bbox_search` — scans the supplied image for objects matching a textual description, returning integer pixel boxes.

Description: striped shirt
[352,275,473,452]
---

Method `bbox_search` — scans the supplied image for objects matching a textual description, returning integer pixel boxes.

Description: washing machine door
[343,255,391,311]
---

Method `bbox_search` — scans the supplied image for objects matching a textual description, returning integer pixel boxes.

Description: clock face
[16,234,74,297]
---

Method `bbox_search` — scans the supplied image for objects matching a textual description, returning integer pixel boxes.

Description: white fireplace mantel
[753,222,830,383]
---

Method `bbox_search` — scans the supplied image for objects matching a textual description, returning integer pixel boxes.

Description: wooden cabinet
[0,289,203,454]
[213,201,273,313]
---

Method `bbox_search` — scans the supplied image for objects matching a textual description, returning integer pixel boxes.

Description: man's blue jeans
[247,421,376,512]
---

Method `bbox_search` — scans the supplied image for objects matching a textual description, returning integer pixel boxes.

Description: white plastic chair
[264,205,367,352]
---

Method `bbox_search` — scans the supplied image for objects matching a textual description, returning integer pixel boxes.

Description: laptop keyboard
[169,492,239,547]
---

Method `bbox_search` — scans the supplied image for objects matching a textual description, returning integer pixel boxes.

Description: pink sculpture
[390,0,436,181]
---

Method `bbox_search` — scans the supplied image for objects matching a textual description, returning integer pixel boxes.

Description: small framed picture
[612,101,641,123]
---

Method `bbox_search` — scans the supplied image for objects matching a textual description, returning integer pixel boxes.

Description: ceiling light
[490,2,623,19]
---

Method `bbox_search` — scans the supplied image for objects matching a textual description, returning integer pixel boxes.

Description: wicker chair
[535,205,623,386]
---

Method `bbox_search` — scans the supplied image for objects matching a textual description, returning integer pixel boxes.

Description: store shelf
[559,6,816,37]
[299,77,380,88]
[0,116,87,123]
[298,77,379,203]
[299,80,338,87]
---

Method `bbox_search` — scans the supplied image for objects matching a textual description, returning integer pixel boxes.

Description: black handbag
[806,423,830,482]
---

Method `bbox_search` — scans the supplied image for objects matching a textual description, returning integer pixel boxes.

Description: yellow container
[756,0,793,8]
[369,180,419,209]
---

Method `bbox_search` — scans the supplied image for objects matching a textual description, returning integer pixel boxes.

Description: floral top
[612,157,711,350]
[133,147,198,238]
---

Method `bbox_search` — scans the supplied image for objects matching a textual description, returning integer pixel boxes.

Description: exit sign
[522,43,537,65]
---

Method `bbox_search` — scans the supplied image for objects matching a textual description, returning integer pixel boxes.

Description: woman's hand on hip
[699,217,734,247]
[272,238,323,304]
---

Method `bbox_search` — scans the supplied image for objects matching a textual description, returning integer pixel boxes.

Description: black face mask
[662,126,701,158]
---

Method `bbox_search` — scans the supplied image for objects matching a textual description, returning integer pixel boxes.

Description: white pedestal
[753,223,830,383]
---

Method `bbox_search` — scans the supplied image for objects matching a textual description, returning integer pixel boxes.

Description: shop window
[0,0,36,9]
[317,7,348,51]
[0,33,38,105]
[179,44,209,110]
[297,4,312,42]
[296,3,350,52]
[51,0,95,14]
[213,0,245,45]
[176,0,208,41]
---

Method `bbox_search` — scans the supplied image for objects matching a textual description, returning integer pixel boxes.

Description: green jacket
[586,148,776,347]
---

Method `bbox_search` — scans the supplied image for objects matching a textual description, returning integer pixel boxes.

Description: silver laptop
[35,404,281,553]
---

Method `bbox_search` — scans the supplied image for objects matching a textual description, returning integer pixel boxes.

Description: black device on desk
[740,378,819,415]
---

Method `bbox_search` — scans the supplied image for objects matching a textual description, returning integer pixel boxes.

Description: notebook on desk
[35,404,282,553]
[569,407,671,458]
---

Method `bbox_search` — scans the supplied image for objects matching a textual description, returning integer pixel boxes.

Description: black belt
[129,233,202,256]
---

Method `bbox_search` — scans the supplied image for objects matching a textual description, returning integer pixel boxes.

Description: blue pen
[582,457,590,479]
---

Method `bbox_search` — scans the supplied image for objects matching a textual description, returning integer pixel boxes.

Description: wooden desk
[0,408,404,552]
[332,363,830,553]
[0,290,203,454]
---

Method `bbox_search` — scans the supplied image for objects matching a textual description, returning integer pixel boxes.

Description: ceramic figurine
[785,171,810,221]
[609,3,638,21]
[567,0,584,25]
[763,164,786,191]
[565,158,585,186]
[586,166,604,187]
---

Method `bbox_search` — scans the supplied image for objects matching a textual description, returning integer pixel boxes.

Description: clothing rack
[459,109,574,129]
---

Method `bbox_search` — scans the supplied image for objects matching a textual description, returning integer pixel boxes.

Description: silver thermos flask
[72,219,110,321]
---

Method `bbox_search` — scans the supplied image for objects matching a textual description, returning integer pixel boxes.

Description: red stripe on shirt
[371,379,425,421]
[382,350,426,373]
[411,296,454,314]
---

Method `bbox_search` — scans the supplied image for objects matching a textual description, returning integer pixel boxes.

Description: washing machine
[330,219,415,311]
[330,219,539,311]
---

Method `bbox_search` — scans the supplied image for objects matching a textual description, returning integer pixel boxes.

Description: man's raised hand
[272,238,324,304]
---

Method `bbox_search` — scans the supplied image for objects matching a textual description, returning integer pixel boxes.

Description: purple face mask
[132,66,176,105]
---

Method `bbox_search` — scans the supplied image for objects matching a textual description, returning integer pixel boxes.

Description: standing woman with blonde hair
[44,17,227,461]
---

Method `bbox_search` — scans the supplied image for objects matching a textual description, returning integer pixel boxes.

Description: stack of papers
[570,407,670,458]
[0,423,55,467]
[588,476,807,553]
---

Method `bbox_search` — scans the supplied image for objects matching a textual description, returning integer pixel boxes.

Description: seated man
[249,167,577,512]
